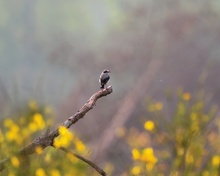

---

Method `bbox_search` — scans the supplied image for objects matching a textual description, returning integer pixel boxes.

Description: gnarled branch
[0,86,113,174]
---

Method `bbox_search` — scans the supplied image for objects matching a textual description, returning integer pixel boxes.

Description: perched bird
[99,69,110,89]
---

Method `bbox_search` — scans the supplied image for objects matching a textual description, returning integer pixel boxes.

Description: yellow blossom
[132,149,140,160]
[35,146,43,154]
[11,124,19,132]
[131,166,141,175]
[146,163,154,171]
[22,128,30,138]
[141,148,158,164]
[67,153,77,163]
[3,119,14,128]
[177,147,184,156]
[8,172,15,176]
[75,141,86,152]
[50,169,61,176]
[144,121,155,131]
[58,126,68,135]
[171,171,180,176]
[212,155,220,167]
[182,92,191,101]
[35,168,46,176]
[185,153,194,164]
[54,126,73,148]
[6,124,20,143]
[33,113,45,130]
[11,156,20,167]
[202,171,210,176]
[54,137,68,148]
[28,122,38,132]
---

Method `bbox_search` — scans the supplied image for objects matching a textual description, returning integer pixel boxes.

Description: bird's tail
[100,85,104,89]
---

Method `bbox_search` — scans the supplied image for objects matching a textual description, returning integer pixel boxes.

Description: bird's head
[103,69,110,73]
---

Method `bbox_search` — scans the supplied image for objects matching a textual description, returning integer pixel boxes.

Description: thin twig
[59,147,106,176]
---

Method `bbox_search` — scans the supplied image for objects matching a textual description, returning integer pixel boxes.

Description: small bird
[99,69,110,89]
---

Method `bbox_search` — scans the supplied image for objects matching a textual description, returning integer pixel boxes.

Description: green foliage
[127,90,220,176]
[1,91,220,176]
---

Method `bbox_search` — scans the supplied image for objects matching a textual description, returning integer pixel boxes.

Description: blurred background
[0,0,220,175]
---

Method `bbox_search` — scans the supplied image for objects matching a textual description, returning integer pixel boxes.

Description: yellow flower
[3,119,14,128]
[146,163,154,171]
[50,169,61,176]
[6,124,21,143]
[171,171,180,176]
[28,122,38,132]
[182,92,191,101]
[35,146,43,155]
[75,141,86,152]
[58,126,68,135]
[131,166,141,175]
[132,149,140,160]
[53,137,68,148]
[141,148,158,164]
[212,155,220,167]
[11,124,19,132]
[33,113,45,130]
[8,172,15,176]
[11,156,20,167]
[54,126,73,148]
[185,152,194,164]
[35,168,46,176]
[177,147,184,156]
[144,121,155,131]
[202,171,210,176]
[67,153,77,163]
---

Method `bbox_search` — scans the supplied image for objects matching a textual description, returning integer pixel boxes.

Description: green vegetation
[126,90,220,176]
[1,91,219,176]
[0,101,93,176]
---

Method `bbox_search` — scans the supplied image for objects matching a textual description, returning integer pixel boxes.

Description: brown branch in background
[59,147,106,176]
[0,86,113,174]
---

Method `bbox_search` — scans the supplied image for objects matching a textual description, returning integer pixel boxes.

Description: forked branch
[0,86,113,175]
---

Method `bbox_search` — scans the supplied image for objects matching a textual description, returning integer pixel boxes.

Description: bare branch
[59,147,106,176]
[0,86,113,172]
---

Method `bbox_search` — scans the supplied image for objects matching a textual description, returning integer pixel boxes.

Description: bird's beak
[108,70,111,73]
